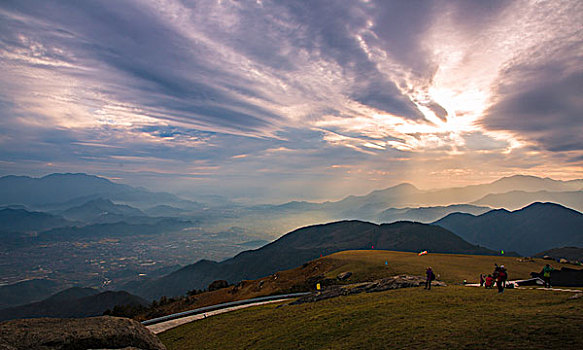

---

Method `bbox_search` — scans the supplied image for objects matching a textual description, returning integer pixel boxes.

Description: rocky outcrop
[337,272,352,281]
[0,316,166,350]
[291,275,446,305]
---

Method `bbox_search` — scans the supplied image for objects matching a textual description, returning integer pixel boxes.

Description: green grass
[319,250,566,284]
[160,286,583,349]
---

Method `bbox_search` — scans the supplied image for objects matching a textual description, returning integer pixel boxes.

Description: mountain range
[0,287,147,322]
[434,202,583,256]
[377,204,491,224]
[0,173,202,209]
[125,220,498,300]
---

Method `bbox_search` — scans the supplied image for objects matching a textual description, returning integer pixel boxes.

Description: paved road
[147,298,290,334]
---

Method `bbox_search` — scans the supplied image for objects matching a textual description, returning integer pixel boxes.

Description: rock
[291,275,446,305]
[207,280,229,292]
[337,272,352,281]
[0,316,166,350]
[559,258,569,264]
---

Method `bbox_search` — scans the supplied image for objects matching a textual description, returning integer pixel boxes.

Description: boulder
[337,272,352,281]
[0,316,166,350]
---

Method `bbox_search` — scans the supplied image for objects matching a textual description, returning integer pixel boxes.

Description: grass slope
[160,286,583,349]
[139,250,580,322]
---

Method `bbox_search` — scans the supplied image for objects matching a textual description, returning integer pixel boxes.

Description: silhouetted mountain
[237,176,583,234]
[126,220,497,300]
[0,279,66,309]
[323,183,422,216]
[378,204,491,224]
[0,173,200,209]
[0,208,73,232]
[61,198,145,222]
[534,247,583,262]
[434,202,583,256]
[472,190,583,212]
[0,287,148,321]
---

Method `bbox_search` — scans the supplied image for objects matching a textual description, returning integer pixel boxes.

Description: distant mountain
[0,287,147,321]
[534,247,583,262]
[235,175,583,235]
[0,279,66,309]
[472,190,583,212]
[0,173,201,209]
[126,220,497,300]
[0,208,73,232]
[327,175,583,210]
[378,204,491,224]
[434,202,583,256]
[61,198,145,222]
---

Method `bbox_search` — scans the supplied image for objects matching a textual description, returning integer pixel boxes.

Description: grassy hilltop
[157,250,583,349]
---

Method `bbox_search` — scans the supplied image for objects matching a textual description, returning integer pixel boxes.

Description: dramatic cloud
[0,0,581,202]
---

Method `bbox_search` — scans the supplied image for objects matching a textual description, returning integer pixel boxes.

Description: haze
[1,0,581,203]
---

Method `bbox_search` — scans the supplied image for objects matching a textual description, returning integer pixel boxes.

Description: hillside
[535,247,583,262]
[126,220,497,300]
[434,202,583,256]
[136,249,566,321]
[159,285,583,349]
[0,287,148,321]
[156,249,583,349]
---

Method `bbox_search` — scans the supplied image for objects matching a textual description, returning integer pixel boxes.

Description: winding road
[143,292,310,334]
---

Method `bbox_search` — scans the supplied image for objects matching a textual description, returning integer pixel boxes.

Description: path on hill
[146,299,286,334]
[144,293,309,334]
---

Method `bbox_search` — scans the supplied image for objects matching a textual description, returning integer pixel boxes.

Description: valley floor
[159,285,583,349]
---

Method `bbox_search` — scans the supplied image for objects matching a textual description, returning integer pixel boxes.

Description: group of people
[479,263,508,293]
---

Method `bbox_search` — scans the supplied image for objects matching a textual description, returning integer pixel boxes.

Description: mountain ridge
[125,220,498,300]
[434,202,583,256]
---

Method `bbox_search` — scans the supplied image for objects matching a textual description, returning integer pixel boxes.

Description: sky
[0,0,582,203]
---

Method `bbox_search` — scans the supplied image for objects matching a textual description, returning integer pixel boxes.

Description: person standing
[542,264,554,288]
[425,267,435,290]
[497,265,507,293]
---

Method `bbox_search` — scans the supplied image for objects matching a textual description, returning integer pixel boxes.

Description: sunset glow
[0,0,581,202]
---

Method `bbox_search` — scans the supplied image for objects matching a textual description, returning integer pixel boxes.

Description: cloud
[0,0,581,201]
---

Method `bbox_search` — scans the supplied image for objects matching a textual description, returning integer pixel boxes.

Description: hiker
[479,273,485,287]
[497,265,508,293]
[485,274,495,288]
[425,267,435,290]
[542,264,554,288]
[493,263,500,279]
